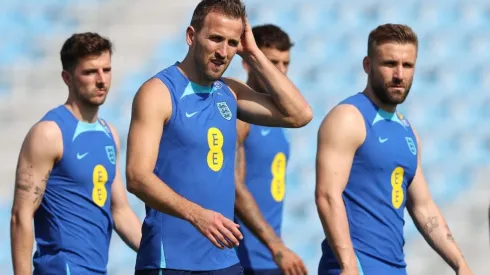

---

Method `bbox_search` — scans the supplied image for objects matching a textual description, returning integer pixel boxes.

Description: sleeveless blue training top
[319,93,418,275]
[34,105,116,275]
[135,63,239,271]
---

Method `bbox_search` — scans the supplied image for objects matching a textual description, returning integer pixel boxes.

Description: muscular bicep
[315,105,365,197]
[126,78,170,176]
[12,121,61,216]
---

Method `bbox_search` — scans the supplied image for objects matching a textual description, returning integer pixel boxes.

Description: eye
[209,35,224,43]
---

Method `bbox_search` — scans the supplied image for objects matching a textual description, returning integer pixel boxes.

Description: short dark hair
[60,32,113,71]
[190,0,247,31]
[252,24,294,51]
[367,24,418,57]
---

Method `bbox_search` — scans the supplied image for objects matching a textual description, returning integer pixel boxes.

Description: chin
[204,71,224,82]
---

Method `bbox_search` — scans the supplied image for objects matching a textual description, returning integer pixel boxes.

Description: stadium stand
[0,0,488,274]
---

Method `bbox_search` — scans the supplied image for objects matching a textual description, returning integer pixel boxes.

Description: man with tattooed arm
[315,24,473,275]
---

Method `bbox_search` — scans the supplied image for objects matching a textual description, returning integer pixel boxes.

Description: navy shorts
[135,263,244,275]
[243,268,282,275]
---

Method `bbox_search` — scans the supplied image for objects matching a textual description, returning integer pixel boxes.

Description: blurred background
[0,0,489,274]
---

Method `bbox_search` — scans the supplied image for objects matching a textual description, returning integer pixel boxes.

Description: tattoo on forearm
[444,223,455,242]
[423,216,439,234]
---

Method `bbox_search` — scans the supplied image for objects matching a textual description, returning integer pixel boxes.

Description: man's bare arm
[234,120,307,274]
[126,78,203,222]
[224,50,312,128]
[315,104,365,272]
[406,129,470,272]
[126,78,242,249]
[109,124,142,252]
[234,121,281,248]
[11,121,61,275]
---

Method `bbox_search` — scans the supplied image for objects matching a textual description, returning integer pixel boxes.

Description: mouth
[389,85,404,90]
[95,89,107,96]
[210,59,225,69]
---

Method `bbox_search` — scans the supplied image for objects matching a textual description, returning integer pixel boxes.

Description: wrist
[241,47,264,65]
[267,239,286,254]
[184,203,203,223]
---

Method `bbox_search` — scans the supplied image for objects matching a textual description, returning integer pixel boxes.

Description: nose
[393,65,404,80]
[215,43,228,59]
[96,68,106,86]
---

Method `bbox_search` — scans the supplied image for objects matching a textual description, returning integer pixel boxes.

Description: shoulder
[28,120,62,143]
[318,104,366,146]
[221,77,246,100]
[22,121,63,159]
[133,78,172,122]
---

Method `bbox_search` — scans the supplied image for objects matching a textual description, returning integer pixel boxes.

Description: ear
[61,70,72,88]
[363,56,371,74]
[186,26,196,46]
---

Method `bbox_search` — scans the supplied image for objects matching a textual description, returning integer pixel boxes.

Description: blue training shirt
[34,105,116,275]
[319,93,418,275]
[235,125,290,270]
[135,63,239,271]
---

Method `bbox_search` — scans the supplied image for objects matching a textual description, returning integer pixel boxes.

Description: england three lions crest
[105,145,116,165]
[217,102,232,121]
[405,137,417,156]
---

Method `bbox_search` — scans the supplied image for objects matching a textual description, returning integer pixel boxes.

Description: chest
[244,126,290,163]
[358,120,418,180]
[59,132,117,188]
[168,91,237,153]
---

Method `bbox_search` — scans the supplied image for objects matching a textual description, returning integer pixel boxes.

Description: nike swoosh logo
[261,129,271,136]
[185,111,198,118]
[378,137,388,143]
[77,152,89,160]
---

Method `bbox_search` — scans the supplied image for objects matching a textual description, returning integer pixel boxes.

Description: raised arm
[126,78,242,249]
[11,121,61,275]
[223,21,312,128]
[315,104,365,273]
[108,123,142,252]
[406,129,472,274]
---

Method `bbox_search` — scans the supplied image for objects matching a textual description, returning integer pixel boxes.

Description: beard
[75,87,107,107]
[192,44,231,82]
[370,72,412,105]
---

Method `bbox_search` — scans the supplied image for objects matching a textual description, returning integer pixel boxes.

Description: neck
[363,85,397,113]
[178,54,214,87]
[64,97,99,123]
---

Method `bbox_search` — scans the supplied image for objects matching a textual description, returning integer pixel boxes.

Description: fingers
[213,227,236,249]
[217,226,238,248]
[206,231,224,249]
[293,260,308,275]
[221,217,243,241]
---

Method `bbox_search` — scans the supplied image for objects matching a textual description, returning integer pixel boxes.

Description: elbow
[126,167,144,195]
[315,189,342,212]
[292,106,313,128]
[10,209,31,230]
